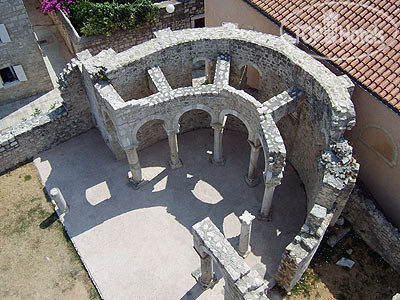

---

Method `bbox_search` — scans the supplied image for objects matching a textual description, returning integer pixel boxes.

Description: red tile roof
[246,0,400,113]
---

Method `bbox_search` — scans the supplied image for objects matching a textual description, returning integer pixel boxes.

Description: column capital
[163,123,180,136]
[123,141,140,151]
[211,122,224,131]
[239,210,255,225]
[247,140,262,151]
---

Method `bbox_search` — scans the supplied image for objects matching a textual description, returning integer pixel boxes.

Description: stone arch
[219,109,255,141]
[173,104,217,131]
[192,57,214,85]
[359,124,398,167]
[238,62,262,92]
[132,114,168,145]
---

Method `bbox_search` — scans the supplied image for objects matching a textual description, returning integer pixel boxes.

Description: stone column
[238,210,255,257]
[245,140,262,187]
[165,126,183,169]
[211,122,225,166]
[260,181,277,220]
[126,143,146,189]
[200,254,214,288]
[50,187,68,215]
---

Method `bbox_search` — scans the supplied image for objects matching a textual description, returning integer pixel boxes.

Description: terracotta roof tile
[246,0,400,112]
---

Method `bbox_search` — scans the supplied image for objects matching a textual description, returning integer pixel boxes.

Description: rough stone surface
[0,0,53,104]
[275,204,333,291]
[336,257,355,269]
[343,185,400,273]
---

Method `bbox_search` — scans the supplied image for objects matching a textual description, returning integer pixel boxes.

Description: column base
[128,172,148,190]
[191,267,217,290]
[169,159,183,170]
[244,175,260,188]
[238,246,251,258]
[210,156,225,166]
[258,209,273,222]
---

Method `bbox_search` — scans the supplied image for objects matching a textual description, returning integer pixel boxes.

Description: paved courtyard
[34,128,306,300]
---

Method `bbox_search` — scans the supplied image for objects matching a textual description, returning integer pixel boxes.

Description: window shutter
[0,24,11,43]
[13,65,27,81]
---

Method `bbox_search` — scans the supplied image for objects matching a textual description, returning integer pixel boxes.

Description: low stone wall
[343,186,400,273]
[275,204,334,291]
[0,60,93,174]
[49,0,204,55]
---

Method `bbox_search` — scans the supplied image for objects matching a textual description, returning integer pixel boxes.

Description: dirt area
[0,163,99,300]
[278,225,400,300]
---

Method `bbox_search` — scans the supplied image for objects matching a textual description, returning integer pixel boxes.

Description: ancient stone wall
[343,186,400,273]
[77,24,358,290]
[0,0,53,104]
[192,217,269,300]
[0,59,93,174]
[275,204,334,291]
[90,25,356,214]
[49,0,204,56]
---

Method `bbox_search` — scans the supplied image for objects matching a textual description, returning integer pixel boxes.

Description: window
[191,14,205,28]
[0,24,11,43]
[0,65,27,88]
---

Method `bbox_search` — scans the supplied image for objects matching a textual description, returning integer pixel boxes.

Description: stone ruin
[70,23,359,292]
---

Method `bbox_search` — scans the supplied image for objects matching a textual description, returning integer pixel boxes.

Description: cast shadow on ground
[36,128,306,281]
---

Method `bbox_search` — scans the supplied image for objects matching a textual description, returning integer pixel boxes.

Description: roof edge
[241,0,400,117]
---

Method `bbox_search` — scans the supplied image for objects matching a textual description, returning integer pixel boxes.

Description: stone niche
[78,23,359,291]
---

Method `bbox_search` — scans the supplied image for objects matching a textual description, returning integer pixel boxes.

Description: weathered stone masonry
[192,217,269,300]
[343,186,400,274]
[78,24,358,290]
[0,59,93,174]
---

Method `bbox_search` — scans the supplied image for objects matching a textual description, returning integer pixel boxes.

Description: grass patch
[0,163,100,299]
[290,269,321,298]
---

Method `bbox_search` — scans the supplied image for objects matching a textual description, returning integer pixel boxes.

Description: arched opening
[136,119,168,151]
[103,111,124,160]
[238,64,261,98]
[192,59,212,86]
[178,109,212,134]
[223,114,257,172]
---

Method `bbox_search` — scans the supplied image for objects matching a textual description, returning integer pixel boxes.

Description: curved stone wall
[79,24,359,290]
[80,24,357,214]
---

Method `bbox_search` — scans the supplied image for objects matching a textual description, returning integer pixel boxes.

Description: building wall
[205,0,279,34]
[205,0,400,229]
[0,0,52,104]
[346,86,400,228]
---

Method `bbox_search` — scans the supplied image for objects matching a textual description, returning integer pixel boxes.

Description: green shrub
[69,0,159,37]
